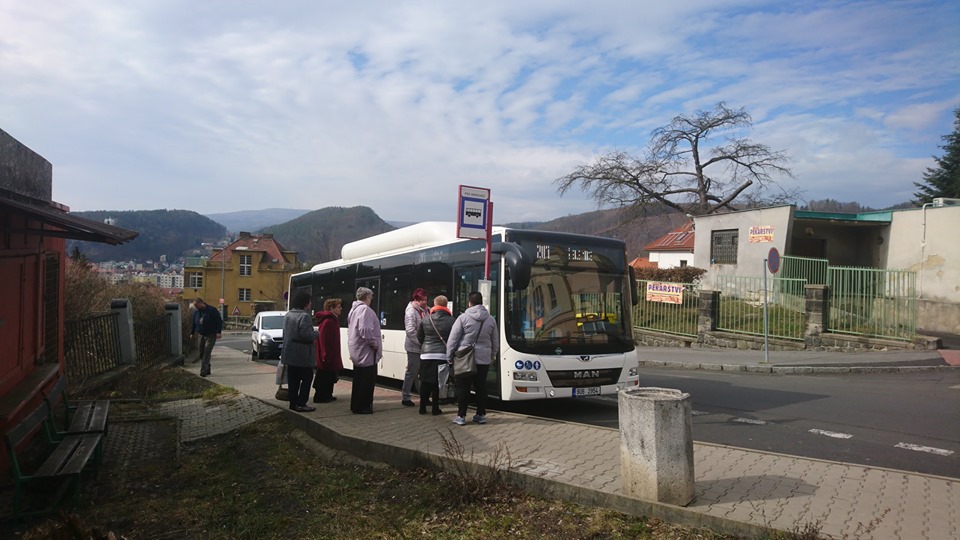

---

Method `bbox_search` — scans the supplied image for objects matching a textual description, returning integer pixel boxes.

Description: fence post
[165,302,183,357]
[697,290,719,340]
[804,284,830,347]
[111,298,137,365]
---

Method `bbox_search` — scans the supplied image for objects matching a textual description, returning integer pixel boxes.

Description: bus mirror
[491,242,532,290]
[629,266,639,305]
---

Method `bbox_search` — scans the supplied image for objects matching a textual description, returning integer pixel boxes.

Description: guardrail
[828,266,916,341]
[134,313,171,367]
[714,275,806,341]
[633,280,699,337]
[65,313,122,380]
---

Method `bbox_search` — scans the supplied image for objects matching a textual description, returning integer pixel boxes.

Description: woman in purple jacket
[347,287,381,414]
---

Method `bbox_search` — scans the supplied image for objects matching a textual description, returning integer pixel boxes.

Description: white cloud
[2,1,958,222]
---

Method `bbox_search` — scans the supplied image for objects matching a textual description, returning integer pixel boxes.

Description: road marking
[809,429,853,439]
[950,384,960,389]
[692,410,710,416]
[733,417,767,425]
[895,443,954,456]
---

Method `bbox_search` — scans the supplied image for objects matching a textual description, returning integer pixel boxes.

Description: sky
[2,1,959,224]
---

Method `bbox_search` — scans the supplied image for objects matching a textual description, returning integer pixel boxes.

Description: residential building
[183,232,300,317]
[643,221,695,269]
[692,204,960,333]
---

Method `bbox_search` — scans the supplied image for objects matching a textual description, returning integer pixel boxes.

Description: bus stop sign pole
[763,247,780,364]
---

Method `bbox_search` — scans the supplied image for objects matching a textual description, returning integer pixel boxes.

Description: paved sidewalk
[179,347,958,539]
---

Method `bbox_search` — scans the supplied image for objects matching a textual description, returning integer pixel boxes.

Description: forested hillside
[260,206,395,264]
[67,209,226,262]
[206,208,311,233]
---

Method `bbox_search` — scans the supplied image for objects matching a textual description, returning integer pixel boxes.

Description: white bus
[288,222,639,401]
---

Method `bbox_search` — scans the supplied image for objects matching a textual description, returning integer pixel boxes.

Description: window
[679,260,688,267]
[188,272,203,288]
[239,254,252,276]
[239,288,251,302]
[710,229,739,264]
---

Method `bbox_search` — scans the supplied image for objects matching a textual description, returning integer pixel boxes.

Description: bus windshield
[504,237,633,355]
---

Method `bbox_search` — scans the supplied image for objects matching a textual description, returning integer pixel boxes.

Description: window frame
[239,254,253,276]
[710,229,739,264]
[187,272,203,288]
[238,288,251,302]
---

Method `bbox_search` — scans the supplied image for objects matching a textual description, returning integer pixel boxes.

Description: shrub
[635,266,707,284]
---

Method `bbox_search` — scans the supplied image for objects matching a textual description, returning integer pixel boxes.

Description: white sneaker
[472,414,486,424]
[452,416,466,426]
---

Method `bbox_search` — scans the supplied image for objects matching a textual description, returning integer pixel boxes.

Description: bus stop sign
[767,247,780,274]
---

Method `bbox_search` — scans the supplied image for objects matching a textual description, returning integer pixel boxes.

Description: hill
[206,208,311,233]
[67,209,226,262]
[260,206,396,264]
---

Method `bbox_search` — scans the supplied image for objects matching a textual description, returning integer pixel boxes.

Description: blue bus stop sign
[767,247,781,274]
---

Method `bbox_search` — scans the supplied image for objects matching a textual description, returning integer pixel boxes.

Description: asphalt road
[215,333,960,478]
[497,368,960,479]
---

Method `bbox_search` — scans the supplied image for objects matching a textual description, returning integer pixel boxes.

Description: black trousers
[286,365,314,408]
[313,370,338,401]
[455,363,490,418]
[419,360,442,410]
[350,365,377,413]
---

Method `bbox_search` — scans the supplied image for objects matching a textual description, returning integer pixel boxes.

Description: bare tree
[555,102,799,215]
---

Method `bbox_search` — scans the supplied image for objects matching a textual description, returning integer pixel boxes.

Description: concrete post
[619,387,695,506]
[697,290,719,336]
[110,298,137,365]
[804,284,830,348]
[165,302,182,357]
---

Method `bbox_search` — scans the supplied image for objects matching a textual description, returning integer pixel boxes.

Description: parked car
[251,310,287,360]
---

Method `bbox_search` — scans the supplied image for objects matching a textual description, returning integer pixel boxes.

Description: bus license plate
[574,386,600,397]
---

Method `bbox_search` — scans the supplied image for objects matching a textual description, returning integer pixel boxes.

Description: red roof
[643,221,695,252]
[209,233,293,264]
[629,257,657,270]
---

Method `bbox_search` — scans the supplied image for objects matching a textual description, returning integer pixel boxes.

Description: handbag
[452,318,486,379]
[275,386,290,401]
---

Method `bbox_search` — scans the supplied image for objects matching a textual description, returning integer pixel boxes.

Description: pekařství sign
[748,225,774,243]
[645,281,684,304]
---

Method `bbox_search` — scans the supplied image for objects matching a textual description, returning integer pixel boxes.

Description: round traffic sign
[767,247,781,274]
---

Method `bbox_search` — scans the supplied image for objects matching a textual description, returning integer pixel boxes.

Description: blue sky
[2,1,958,223]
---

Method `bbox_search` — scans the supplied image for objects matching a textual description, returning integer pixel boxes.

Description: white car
[251,310,287,360]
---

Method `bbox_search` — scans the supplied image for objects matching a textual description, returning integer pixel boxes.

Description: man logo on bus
[579,355,591,362]
[574,370,600,379]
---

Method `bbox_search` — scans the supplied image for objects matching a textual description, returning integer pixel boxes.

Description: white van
[251,310,287,360]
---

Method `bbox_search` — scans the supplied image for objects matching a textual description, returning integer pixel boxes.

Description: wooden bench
[4,400,102,520]
[43,375,110,437]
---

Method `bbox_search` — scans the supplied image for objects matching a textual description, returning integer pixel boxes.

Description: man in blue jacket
[190,298,223,377]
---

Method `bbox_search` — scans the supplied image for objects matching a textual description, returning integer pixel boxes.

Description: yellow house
[183,232,300,318]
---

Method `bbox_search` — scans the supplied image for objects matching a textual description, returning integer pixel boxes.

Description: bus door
[453,265,501,398]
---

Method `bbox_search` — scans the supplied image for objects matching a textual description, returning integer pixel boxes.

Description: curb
[637,360,958,374]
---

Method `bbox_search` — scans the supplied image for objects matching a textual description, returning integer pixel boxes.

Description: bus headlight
[628,367,638,377]
[513,371,538,381]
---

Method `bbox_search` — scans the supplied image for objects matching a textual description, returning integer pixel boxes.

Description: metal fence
[134,313,171,368]
[633,280,699,337]
[64,312,122,380]
[781,255,829,285]
[827,266,916,341]
[715,275,806,340]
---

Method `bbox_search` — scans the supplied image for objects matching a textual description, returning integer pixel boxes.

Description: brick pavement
[176,347,959,539]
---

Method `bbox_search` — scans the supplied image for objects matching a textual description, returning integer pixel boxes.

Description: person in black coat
[416,295,455,415]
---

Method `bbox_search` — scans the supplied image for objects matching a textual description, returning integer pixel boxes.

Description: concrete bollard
[618,387,695,506]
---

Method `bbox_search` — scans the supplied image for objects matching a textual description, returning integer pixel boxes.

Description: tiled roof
[209,233,293,264]
[643,221,695,252]
[629,257,657,269]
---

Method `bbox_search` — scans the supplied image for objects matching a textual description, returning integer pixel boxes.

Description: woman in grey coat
[446,291,499,426]
[281,291,320,412]
[416,295,454,415]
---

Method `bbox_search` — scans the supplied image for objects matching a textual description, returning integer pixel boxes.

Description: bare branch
[555,102,799,216]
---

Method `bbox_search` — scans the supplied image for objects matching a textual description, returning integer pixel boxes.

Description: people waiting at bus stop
[446,291,499,426]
